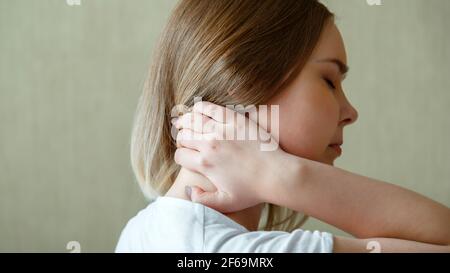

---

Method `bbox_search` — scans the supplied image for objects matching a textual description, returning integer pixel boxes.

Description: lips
[329,141,343,146]
[328,144,342,155]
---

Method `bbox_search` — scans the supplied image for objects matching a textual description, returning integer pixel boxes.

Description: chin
[319,157,334,166]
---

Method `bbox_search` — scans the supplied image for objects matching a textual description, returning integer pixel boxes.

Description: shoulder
[115,202,154,252]
[115,196,205,252]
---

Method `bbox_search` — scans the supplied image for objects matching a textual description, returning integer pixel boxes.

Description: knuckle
[204,140,219,158]
[194,101,203,109]
[198,155,210,168]
[207,138,218,150]
[177,129,190,141]
[193,101,206,113]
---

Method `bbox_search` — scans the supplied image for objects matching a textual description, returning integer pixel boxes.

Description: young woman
[116,0,450,252]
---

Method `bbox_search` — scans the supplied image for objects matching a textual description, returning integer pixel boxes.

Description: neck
[164,168,264,231]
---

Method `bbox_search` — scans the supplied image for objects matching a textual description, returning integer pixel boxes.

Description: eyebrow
[316,58,349,76]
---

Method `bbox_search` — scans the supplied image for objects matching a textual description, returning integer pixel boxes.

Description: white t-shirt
[115,196,334,253]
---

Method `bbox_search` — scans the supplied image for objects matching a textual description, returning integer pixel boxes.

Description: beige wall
[0,0,449,252]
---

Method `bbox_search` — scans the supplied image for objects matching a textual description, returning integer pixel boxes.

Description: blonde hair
[131,0,333,232]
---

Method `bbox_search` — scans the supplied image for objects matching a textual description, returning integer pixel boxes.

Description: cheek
[276,91,339,161]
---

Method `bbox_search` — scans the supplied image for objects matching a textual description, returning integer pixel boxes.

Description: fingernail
[185,185,192,198]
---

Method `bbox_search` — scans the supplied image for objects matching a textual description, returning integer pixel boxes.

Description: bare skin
[167,21,450,252]
[166,20,353,232]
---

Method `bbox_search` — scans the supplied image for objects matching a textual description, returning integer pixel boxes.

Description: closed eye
[323,78,336,90]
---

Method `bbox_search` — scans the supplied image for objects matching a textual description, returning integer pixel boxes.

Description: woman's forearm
[265,154,450,245]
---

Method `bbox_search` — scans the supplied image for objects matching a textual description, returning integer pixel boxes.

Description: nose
[339,94,359,127]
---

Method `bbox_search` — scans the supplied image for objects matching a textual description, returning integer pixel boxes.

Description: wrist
[262,151,308,207]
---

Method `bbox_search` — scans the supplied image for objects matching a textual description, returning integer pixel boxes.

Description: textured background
[1,0,449,252]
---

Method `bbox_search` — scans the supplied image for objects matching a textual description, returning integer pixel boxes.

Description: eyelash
[323,78,336,90]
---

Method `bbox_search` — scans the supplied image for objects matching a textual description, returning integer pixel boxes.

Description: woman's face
[268,22,359,165]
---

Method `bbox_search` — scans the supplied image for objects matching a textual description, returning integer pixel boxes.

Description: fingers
[174,148,203,173]
[174,101,259,135]
[176,101,267,133]
[174,112,219,134]
[176,128,216,150]
[192,101,237,124]
[191,102,262,140]
[189,185,232,213]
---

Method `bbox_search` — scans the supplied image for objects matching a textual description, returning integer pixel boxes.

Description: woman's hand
[173,101,301,213]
